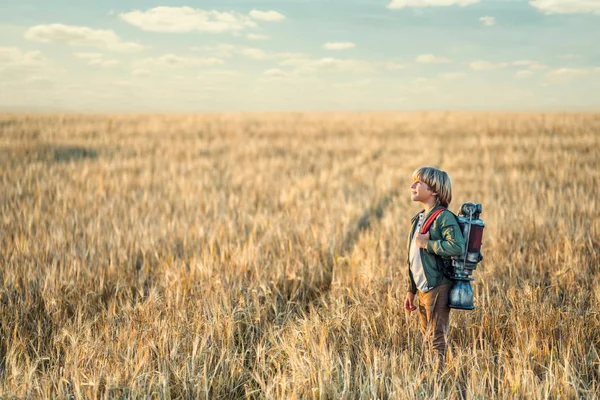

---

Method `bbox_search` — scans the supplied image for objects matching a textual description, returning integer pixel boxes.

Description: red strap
[420,208,445,234]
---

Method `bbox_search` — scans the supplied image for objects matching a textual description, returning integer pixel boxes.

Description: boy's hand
[404,292,417,312]
[416,232,430,249]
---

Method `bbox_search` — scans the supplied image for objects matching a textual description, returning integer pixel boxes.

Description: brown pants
[418,283,451,359]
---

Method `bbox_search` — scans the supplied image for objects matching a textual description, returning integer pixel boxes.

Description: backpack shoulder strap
[420,207,446,234]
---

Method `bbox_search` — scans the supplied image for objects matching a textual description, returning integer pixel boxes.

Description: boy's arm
[425,212,466,257]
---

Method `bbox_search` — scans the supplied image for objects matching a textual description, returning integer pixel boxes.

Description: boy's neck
[422,198,438,215]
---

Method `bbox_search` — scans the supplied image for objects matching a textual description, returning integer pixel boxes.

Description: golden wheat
[1,112,599,399]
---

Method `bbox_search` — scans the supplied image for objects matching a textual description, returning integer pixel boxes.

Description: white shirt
[409,213,431,293]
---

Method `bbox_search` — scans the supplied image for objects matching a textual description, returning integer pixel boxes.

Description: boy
[404,166,465,364]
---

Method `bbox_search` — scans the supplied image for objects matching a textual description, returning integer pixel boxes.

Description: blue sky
[1,0,599,112]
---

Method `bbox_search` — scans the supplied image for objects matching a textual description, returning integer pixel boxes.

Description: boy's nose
[410,181,417,189]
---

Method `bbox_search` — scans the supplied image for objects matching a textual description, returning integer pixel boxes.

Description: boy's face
[410,179,436,203]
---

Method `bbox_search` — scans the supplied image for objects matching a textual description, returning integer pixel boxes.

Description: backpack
[420,207,458,280]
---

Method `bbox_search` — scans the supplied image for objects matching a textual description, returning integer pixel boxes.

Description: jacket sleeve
[425,211,465,257]
[407,267,417,294]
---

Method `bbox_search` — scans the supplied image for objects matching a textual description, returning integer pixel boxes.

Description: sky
[0,0,599,112]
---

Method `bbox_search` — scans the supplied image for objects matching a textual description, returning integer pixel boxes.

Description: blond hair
[412,166,453,207]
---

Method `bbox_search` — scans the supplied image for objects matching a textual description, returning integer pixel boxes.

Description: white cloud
[383,62,407,70]
[110,80,134,88]
[74,52,104,59]
[388,0,479,8]
[0,46,46,68]
[25,76,54,88]
[249,10,286,21]
[94,60,119,67]
[545,67,600,82]
[263,68,295,79]
[469,59,548,73]
[530,0,600,15]
[547,68,586,80]
[323,42,356,50]
[191,43,238,58]
[241,48,269,60]
[402,77,437,95]
[469,60,509,70]
[279,57,374,73]
[439,72,466,80]
[415,54,451,63]
[515,70,533,79]
[512,60,548,70]
[334,79,372,89]
[274,52,307,60]
[119,7,257,33]
[247,33,270,40]
[258,68,320,85]
[275,56,410,76]
[74,52,120,67]
[132,69,150,77]
[558,53,581,59]
[191,45,305,62]
[0,47,51,81]
[479,16,496,26]
[135,54,224,69]
[25,24,144,52]
[197,70,243,86]
[197,70,242,79]
[212,44,237,53]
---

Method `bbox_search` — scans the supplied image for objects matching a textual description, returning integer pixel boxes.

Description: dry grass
[0,111,599,399]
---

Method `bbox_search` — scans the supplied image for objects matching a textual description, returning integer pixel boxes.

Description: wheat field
[0,112,599,399]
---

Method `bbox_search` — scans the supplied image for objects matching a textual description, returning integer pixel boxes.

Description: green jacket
[407,205,466,294]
